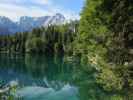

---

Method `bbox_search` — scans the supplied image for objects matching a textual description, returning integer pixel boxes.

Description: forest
[0,0,133,98]
[0,21,79,55]
[76,0,133,93]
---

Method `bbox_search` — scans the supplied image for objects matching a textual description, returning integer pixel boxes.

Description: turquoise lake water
[0,54,125,100]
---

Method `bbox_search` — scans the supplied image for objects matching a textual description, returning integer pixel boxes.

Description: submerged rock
[0,80,18,94]
[15,84,79,100]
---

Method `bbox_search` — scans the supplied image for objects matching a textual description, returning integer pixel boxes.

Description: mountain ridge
[0,13,65,34]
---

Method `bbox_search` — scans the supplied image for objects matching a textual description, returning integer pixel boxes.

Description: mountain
[0,16,20,34]
[0,13,65,34]
[43,13,65,26]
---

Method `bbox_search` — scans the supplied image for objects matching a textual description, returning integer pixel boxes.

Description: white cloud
[48,5,80,20]
[0,0,80,21]
[34,0,50,5]
[0,3,53,21]
[0,0,50,5]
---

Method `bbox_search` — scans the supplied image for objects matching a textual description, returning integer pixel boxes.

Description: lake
[0,54,124,100]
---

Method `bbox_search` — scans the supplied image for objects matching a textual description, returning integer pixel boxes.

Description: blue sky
[0,0,84,21]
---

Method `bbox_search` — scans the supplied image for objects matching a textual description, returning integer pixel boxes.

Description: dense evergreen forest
[0,21,78,55]
[0,0,133,97]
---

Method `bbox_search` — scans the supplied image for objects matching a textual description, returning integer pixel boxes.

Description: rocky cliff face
[0,13,65,34]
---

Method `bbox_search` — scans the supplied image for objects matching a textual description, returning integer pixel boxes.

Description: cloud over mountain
[0,0,83,21]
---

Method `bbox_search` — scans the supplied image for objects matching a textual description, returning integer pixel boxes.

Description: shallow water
[0,54,124,100]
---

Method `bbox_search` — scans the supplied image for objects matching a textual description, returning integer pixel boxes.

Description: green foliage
[0,21,78,55]
[97,67,123,91]
[74,0,133,92]
[109,95,123,100]
[74,0,109,60]
[26,37,46,53]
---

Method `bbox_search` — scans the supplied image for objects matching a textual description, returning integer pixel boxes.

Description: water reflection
[0,53,123,100]
[0,54,75,84]
[0,54,80,100]
[15,84,78,100]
